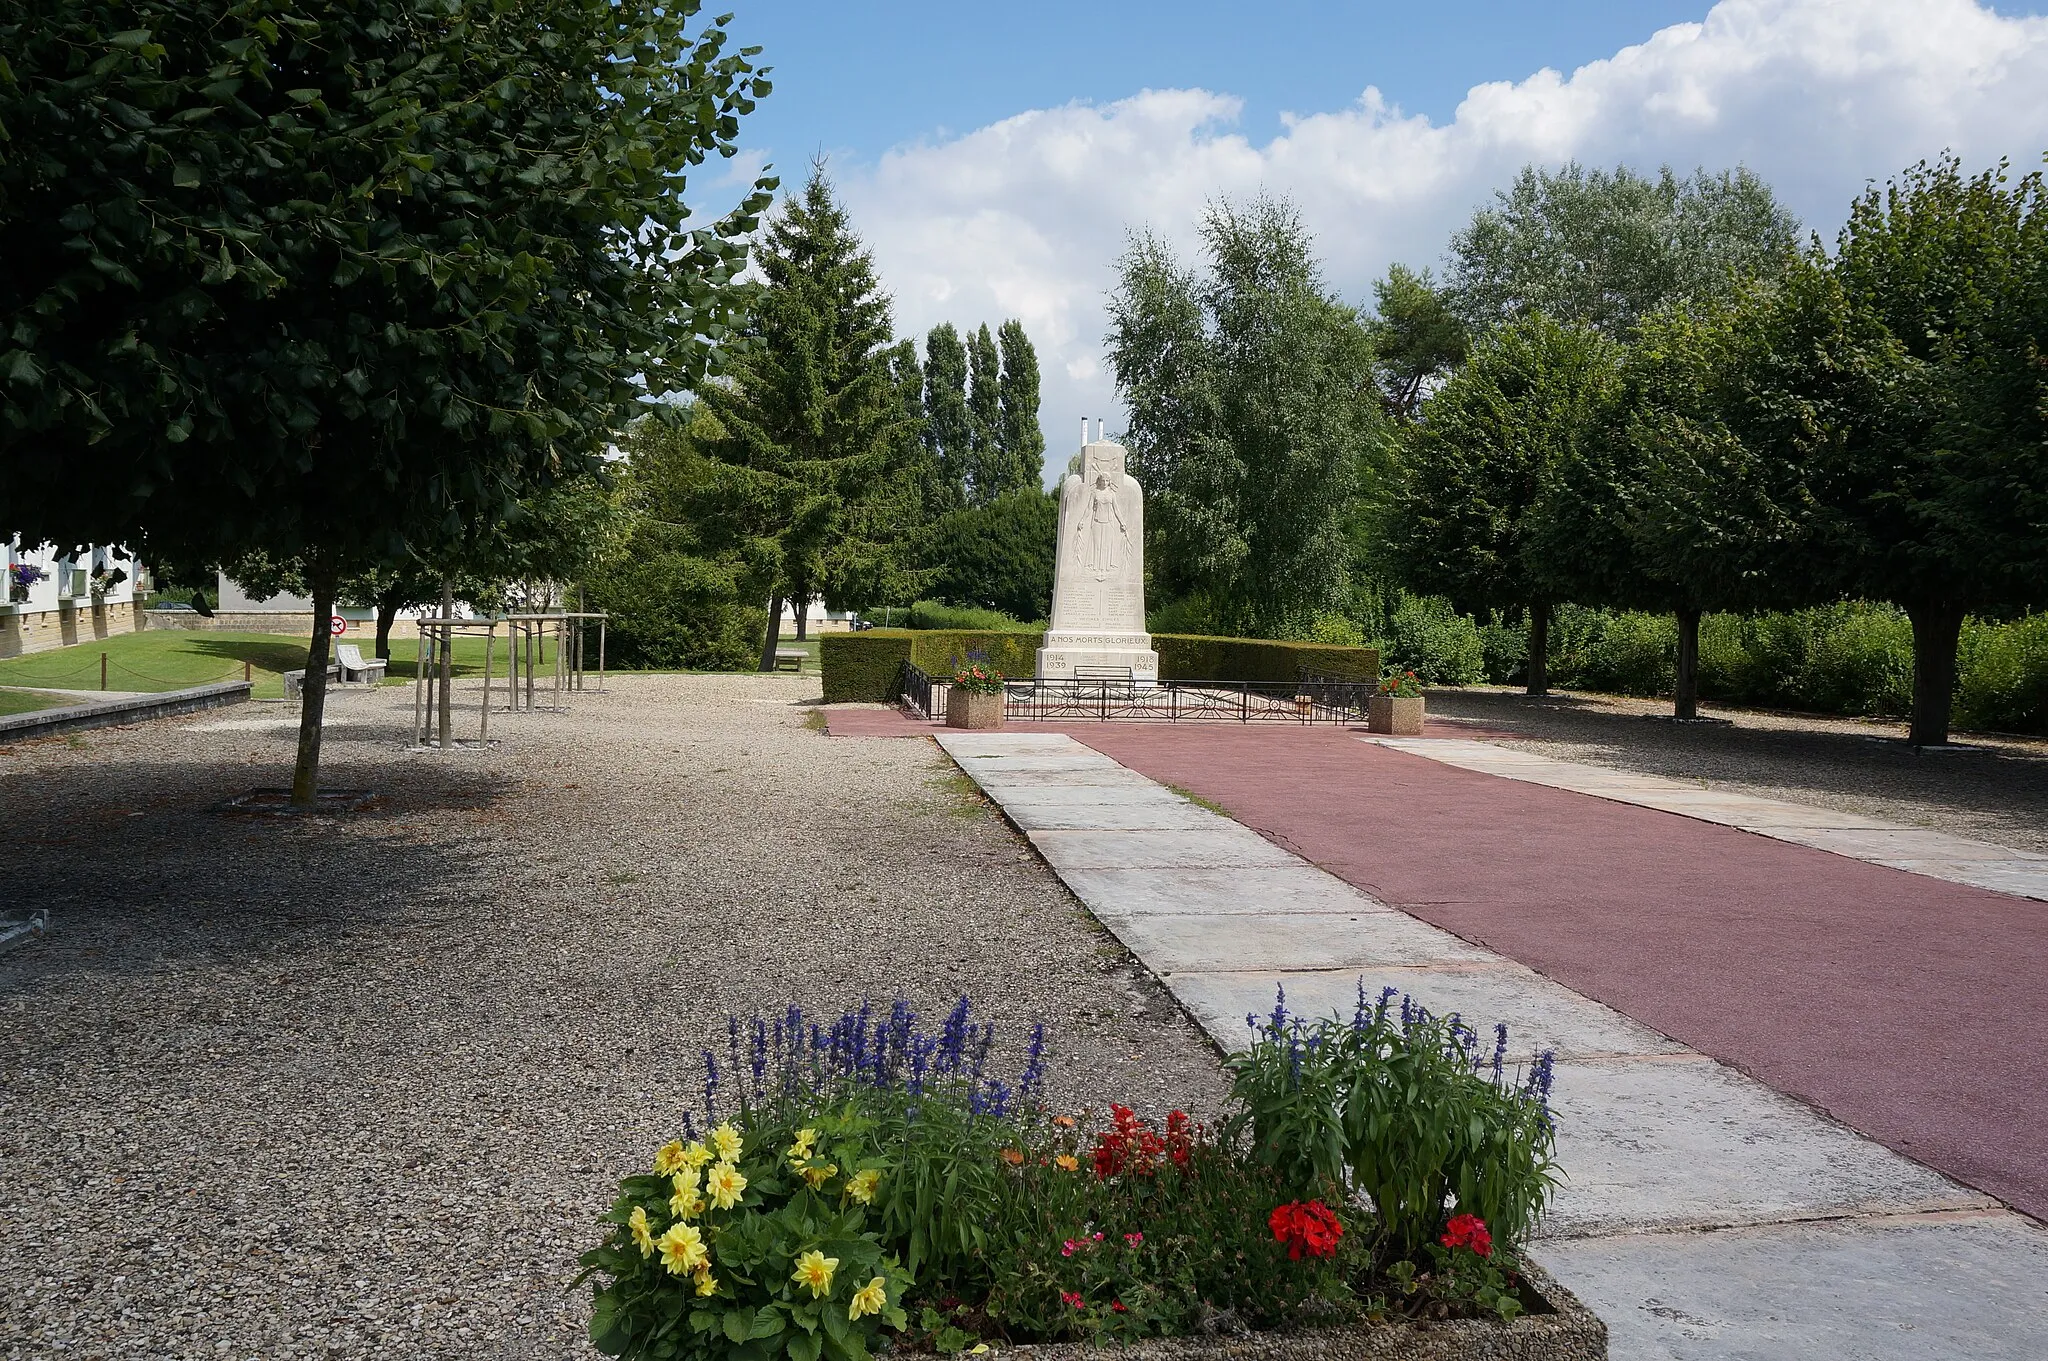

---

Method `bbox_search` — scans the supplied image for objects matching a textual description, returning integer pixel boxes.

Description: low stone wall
[0,680,251,743]
[0,601,144,658]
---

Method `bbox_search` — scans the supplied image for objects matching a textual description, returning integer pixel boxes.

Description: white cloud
[826,0,2048,479]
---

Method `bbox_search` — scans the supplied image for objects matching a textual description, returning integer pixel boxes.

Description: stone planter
[946,688,1005,730]
[998,1258,1603,1361]
[1369,694,1426,736]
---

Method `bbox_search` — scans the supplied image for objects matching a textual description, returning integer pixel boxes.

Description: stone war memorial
[1037,428,1160,683]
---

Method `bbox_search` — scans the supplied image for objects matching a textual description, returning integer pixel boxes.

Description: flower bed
[579,991,1594,1360]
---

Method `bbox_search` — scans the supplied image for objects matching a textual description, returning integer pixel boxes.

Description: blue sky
[726,2,1724,171]
[705,2,2048,464]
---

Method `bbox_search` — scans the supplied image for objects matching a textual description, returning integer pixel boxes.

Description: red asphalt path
[1034,726,2047,1223]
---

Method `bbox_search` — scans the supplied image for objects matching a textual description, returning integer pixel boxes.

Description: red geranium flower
[1267,1200,1344,1260]
[1441,1213,1493,1257]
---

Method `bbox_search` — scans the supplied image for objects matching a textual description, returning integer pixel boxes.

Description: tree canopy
[0,0,772,797]
[1109,195,1383,637]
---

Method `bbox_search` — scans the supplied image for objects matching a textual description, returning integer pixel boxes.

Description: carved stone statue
[1037,437,1159,681]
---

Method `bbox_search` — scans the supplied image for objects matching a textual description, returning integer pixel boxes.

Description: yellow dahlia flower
[628,1206,655,1258]
[800,1161,838,1190]
[656,1221,708,1277]
[845,1168,880,1205]
[693,1267,719,1297]
[680,1141,714,1170]
[705,1160,748,1210]
[787,1128,818,1167]
[792,1249,838,1299]
[710,1122,743,1163]
[848,1275,887,1321]
[669,1185,706,1219]
[653,1141,688,1176]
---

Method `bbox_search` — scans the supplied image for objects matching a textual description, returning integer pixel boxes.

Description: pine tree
[923,324,971,509]
[697,166,901,664]
[966,323,1002,504]
[997,319,1046,493]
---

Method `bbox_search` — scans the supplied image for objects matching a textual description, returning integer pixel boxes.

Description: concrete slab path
[935,730,2048,1361]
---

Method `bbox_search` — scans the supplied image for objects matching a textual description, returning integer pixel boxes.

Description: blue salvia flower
[1354,979,1370,1030]
[751,1017,769,1093]
[1268,984,1289,1038]
[908,1035,934,1097]
[938,996,971,1073]
[1530,1049,1556,1103]
[1018,1022,1047,1104]
[1246,1012,1259,1032]
[1288,1032,1303,1088]
[680,1111,698,1141]
[1376,986,1397,1026]
[1492,1023,1509,1082]
[1400,994,1413,1030]
[853,999,873,1074]
[702,1050,720,1122]
[967,1083,985,1116]
[984,1079,1012,1119]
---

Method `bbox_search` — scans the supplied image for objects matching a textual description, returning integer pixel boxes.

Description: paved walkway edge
[1367,736,2048,903]
[936,730,2048,1361]
[0,679,251,743]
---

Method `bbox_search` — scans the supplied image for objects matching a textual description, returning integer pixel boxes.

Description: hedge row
[819,629,1381,704]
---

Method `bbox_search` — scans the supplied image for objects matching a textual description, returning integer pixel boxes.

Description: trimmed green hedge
[1155,634,1380,684]
[820,629,1380,703]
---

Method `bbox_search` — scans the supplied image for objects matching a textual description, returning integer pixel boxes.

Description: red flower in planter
[1092,1104,1166,1178]
[1268,1200,1343,1260]
[1441,1213,1493,1257]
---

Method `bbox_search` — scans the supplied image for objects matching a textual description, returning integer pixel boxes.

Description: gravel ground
[0,675,1229,1361]
[1425,685,2048,856]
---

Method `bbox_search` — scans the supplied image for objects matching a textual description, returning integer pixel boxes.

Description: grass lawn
[0,630,566,702]
[0,688,78,717]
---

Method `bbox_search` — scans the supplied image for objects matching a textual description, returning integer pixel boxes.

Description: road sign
[330,615,347,635]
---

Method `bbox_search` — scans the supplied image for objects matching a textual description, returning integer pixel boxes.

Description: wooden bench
[1073,665,1135,681]
[773,648,806,673]
[335,643,387,686]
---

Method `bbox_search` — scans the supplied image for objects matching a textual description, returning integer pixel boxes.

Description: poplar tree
[966,323,1002,504]
[922,324,970,510]
[996,319,1046,492]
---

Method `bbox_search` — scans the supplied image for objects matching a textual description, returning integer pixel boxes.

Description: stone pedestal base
[1036,632,1159,681]
[945,689,1006,730]
[1368,694,1425,736]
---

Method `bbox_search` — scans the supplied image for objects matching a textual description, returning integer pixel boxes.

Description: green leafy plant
[1378,669,1424,698]
[949,665,1006,695]
[1224,985,1558,1316]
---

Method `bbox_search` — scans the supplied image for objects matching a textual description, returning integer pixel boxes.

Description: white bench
[773,648,806,673]
[282,661,342,699]
[336,643,387,685]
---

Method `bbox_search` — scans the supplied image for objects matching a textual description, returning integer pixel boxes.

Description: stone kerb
[0,680,251,742]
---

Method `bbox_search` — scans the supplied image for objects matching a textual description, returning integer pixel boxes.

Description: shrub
[1802,604,1913,717]
[1477,611,1527,685]
[1382,595,1483,685]
[1578,611,1676,697]
[1224,985,1557,1273]
[906,600,1038,631]
[1145,594,1223,636]
[909,630,1044,680]
[1308,612,1366,647]
[582,544,764,671]
[1957,613,2048,734]
[818,632,913,703]
[1153,635,1379,683]
[920,491,1058,622]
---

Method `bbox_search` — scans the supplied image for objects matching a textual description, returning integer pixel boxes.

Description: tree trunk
[375,588,402,663]
[758,596,784,671]
[1674,605,1701,721]
[1907,601,1964,747]
[793,592,809,642]
[290,571,337,807]
[437,580,454,748]
[1525,600,1551,696]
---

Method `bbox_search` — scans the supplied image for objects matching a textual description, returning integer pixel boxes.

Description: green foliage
[1576,611,1677,697]
[1957,614,2048,734]
[0,0,771,569]
[909,630,1042,679]
[1145,595,1222,637]
[1308,613,1366,647]
[1151,635,1380,684]
[1225,990,1558,1269]
[922,324,971,508]
[1109,195,1385,634]
[1382,595,1484,686]
[918,491,1056,622]
[695,167,924,631]
[1446,162,1798,335]
[1393,313,1623,622]
[818,632,912,704]
[995,320,1046,495]
[1364,264,1468,422]
[906,602,1034,632]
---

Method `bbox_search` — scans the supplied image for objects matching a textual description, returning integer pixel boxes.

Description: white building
[1,540,140,658]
